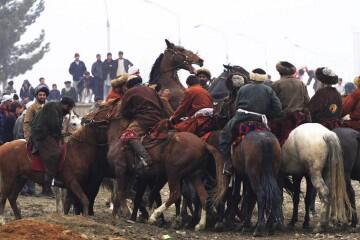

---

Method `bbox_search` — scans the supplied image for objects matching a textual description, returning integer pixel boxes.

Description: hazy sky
[11,0,360,94]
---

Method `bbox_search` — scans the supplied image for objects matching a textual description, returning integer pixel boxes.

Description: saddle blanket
[26,142,67,172]
[232,121,268,147]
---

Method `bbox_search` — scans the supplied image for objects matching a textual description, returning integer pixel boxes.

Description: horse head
[63,110,82,136]
[164,39,203,73]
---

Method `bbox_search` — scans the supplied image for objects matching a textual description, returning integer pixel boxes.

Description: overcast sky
[11,0,360,95]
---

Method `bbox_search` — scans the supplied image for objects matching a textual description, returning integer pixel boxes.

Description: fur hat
[315,67,338,85]
[196,68,211,79]
[35,86,49,96]
[249,68,267,82]
[276,61,296,76]
[111,74,128,88]
[353,76,360,88]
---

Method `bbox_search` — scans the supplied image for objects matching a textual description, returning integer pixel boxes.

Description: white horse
[281,123,351,231]
[55,110,82,213]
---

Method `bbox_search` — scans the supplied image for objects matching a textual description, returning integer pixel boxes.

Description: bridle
[160,48,197,73]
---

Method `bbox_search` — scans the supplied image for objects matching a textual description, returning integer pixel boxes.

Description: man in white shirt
[116,51,133,76]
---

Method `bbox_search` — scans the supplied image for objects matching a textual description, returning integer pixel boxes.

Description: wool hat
[249,68,267,82]
[196,68,211,79]
[64,80,71,84]
[315,67,338,85]
[35,86,50,96]
[111,74,128,88]
[276,61,296,76]
[353,76,360,88]
[1,94,13,103]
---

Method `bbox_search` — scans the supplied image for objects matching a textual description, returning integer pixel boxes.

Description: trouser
[103,75,111,99]
[37,135,61,184]
[93,77,104,99]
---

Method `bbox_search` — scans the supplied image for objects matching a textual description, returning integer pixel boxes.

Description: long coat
[342,87,360,130]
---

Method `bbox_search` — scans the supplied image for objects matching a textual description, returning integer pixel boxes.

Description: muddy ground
[2,182,360,240]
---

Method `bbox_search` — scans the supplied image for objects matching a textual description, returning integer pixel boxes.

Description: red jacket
[106,89,122,102]
[343,88,360,120]
[172,84,213,123]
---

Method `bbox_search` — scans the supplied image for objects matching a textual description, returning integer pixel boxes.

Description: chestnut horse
[149,39,204,109]
[0,123,107,224]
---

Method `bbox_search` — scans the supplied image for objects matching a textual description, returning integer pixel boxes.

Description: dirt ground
[2,182,360,240]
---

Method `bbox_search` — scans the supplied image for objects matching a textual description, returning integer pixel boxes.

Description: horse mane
[149,53,164,84]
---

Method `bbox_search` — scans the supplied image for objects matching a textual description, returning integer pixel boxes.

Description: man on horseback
[170,75,213,136]
[307,67,343,129]
[23,86,49,141]
[219,68,282,175]
[30,97,75,194]
[105,74,128,102]
[342,76,360,130]
[271,61,310,145]
[196,68,212,89]
[119,75,165,171]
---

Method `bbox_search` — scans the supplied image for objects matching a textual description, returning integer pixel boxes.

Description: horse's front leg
[112,172,127,219]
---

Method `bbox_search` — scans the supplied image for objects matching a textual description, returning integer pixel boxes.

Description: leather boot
[128,139,153,171]
[41,172,54,197]
[221,147,233,176]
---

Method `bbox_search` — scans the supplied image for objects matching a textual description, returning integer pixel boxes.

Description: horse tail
[259,138,282,222]
[204,143,228,206]
[323,133,353,222]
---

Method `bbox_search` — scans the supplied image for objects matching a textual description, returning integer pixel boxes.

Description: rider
[119,75,165,170]
[341,76,360,130]
[271,61,310,144]
[105,74,128,102]
[219,68,282,176]
[196,68,212,89]
[30,97,75,194]
[23,86,49,141]
[307,67,342,129]
[170,75,213,136]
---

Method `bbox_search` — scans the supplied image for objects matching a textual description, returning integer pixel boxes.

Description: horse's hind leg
[67,178,89,216]
[310,171,330,230]
[0,175,12,225]
[346,178,357,227]
[289,176,302,227]
[303,176,314,229]
[149,178,181,223]
[8,178,26,219]
[191,176,208,231]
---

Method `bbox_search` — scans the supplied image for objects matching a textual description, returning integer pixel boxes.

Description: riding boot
[41,172,54,197]
[128,139,153,171]
[221,146,233,176]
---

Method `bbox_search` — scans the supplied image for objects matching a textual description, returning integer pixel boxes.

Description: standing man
[102,52,117,98]
[61,81,78,103]
[35,77,49,90]
[91,54,104,99]
[116,51,133,77]
[30,97,75,194]
[69,53,87,95]
[271,61,310,145]
[23,87,49,141]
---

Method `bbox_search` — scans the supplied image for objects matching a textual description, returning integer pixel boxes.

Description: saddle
[26,142,67,172]
[232,121,269,147]
[82,98,121,125]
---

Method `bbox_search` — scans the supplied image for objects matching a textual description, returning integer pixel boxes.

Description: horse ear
[165,39,173,49]
[223,64,231,70]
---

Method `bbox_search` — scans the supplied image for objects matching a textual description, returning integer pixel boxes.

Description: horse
[280,123,351,231]
[107,118,226,231]
[148,39,204,109]
[0,122,108,224]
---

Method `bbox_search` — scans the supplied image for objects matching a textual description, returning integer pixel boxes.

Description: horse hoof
[253,228,264,237]
[195,223,205,231]
[214,222,224,232]
[149,215,157,224]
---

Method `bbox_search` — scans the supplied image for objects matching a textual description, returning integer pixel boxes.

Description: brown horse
[149,39,204,109]
[0,123,107,224]
[107,118,226,231]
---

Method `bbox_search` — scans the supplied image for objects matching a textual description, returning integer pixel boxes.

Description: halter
[160,48,194,73]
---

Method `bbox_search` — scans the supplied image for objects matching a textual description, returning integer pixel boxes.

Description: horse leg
[253,189,267,237]
[131,178,148,221]
[149,178,181,223]
[112,174,127,219]
[310,171,330,231]
[8,178,26,220]
[303,176,314,229]
[67,178,89,216]
[191,176,208,231]
[240,182,257,231]
[289,176,302,227]
[346,177,357,227]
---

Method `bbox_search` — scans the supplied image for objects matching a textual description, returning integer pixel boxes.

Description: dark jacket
[272,76,309,112]
[20,86,35,101]
[91,60,103,79]
[48,89,61,101]
[308,86,342,122]
[69,60,87,82]
[115,58,133,73]
[13,113,25,139]
[30,102,64,141]
[61,87,78,102]
[119,85,164,130]
[0,104,16,143]
[103,59,117,80]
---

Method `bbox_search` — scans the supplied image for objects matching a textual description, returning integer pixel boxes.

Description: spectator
[69,53,87,93]
[3,81,16,95]
[89,97,103,112]
[48,84,61,101]
[35,77,49,90]
[116,50,133,76]
[91,54,104,99]
[79,74,94,103]
[344,82,356,97]
[0,95,16,144]
[335,78,345,95]
[13,103,26,139]
[102,52,117,98]
[20,80,35,102]
[61,81,78,102]
[12,94,19,103]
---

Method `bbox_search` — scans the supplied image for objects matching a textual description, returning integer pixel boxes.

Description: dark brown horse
[0,124,107,224]
[149,39,204,109]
